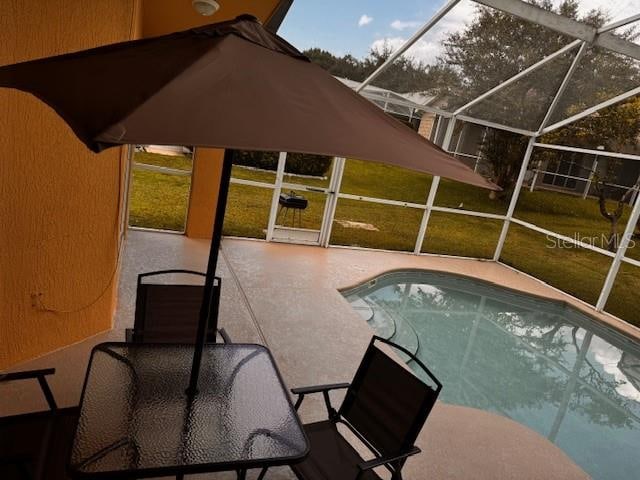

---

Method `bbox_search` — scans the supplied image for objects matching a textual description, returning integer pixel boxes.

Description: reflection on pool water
[343,270,640,480]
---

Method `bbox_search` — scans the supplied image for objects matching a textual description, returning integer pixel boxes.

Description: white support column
[582,156,598,199]
[596,189,640,310]
[266,152,287,241]
[432,115,442,144]
[537,42,588,132]
[414,117,457,254]
[533,142,640,162]
[320,157,345,247]
[631,176,640,206]
[493,137,536,261]
[442,117,456,150]
[453,122,466,157]
[356,0,461,93]
[529,166,539,192]
[475,127,488,172]
[456,114,536,136]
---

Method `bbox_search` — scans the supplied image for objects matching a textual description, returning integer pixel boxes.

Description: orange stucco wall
[141,0,282,37]
[186,149,226,238]
[0,0,285,368]
[0,0,140,368]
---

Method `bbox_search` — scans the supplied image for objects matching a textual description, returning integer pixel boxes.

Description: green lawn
[129,169,191,231]
[134,151,193,171]
[128,152,640,326]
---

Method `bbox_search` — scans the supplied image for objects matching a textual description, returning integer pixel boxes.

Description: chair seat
[0,407,79,480]
[291,420,381,480]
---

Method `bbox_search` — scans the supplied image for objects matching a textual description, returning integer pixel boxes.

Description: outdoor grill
[279,192,308,210]
[278,191,308,228]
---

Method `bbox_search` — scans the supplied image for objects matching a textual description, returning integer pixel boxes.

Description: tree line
[304,0,640,250]
[304,0,640,188]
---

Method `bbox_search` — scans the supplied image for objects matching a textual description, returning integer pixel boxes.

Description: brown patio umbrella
[0,14,498,392]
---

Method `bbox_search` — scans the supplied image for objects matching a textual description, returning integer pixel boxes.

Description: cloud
[372,0,639,66]
[590,336,640,402]
[358,14,373,27]
[371,36,442,64]
[371,1,476,65]
[390,19,422,31]
[560,0,639,22]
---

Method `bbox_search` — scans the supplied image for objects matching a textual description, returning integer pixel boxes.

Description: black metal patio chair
[125,269,231,344]
[259,335,442,480]
[0,368,78,480]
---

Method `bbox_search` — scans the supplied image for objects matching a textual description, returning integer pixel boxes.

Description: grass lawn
[128,152,640,326]
[129,169,191,231]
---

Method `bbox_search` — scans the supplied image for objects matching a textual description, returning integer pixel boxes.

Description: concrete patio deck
[2,229,622,479]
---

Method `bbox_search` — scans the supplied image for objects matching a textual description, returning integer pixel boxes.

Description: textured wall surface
[0,0,138,368]
[186,148,225,239]
[418,113,436,139]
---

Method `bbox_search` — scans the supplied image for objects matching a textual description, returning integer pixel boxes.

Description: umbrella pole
[187,148,234,396]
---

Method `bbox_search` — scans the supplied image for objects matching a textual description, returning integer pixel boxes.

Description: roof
[335,77,436,119]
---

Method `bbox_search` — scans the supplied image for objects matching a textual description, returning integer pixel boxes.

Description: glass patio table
[68,342,309,479]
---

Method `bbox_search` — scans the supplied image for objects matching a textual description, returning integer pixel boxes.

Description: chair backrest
[339,336,442,457]
[133,270,219,343]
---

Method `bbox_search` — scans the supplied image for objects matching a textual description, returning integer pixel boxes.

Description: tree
[438,0,640,193]
[302,48,366,81]
[303,44,456,94]
[540,95,640,248]
[439,1,639,120]
[302,1,640,199]
[591,171,640,252]
[478,129,528,198]
[542,96,640,151]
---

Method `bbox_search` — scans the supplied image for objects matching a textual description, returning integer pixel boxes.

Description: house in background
[337,77,488,173]
[336,77,425,130]
[533,143,640,200]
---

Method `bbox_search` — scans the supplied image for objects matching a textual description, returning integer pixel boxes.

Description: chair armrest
[291,383,350,395]
[0,368,56,382]
[291,383,350,415]
[217,328,232,344]
[358,446,421,472]
[0,368,58,410]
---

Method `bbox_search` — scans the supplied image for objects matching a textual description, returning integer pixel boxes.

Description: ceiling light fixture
[192,0,220,16]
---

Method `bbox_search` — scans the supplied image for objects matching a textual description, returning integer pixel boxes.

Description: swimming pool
[343,270,640,480]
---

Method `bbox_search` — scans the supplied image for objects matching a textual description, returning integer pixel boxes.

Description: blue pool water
[343,270,640,480]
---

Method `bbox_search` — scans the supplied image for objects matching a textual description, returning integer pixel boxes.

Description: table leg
[257,467,269,480]
[237,468,247,479]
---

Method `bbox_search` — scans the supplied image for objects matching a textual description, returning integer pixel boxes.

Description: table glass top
[69,343,307,477]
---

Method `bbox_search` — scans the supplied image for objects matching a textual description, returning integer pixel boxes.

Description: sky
[279,0,640,65]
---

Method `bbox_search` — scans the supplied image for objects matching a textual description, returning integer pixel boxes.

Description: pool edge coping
[337,264,640,343]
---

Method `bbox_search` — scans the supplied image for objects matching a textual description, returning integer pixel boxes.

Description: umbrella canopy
[0,14,499,393]
[0,14,496,190]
